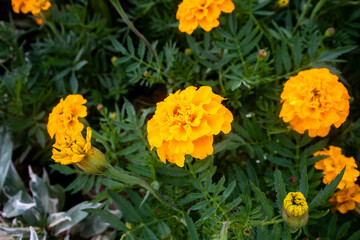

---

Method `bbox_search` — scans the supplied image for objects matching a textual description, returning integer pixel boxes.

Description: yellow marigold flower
[52,127,108,174]
[314,146,359,189]
[147,86,233,167]
[176,0,235,35]
[329,185,360,214]
[282,192,308,233]
[279,68,350,137]
[277,0,289,8]
[11,0,51,15]
[47,94,87,139]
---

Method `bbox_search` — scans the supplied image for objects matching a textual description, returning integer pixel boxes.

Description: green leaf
[299,165,308,198]
[309,167,345,209]
[49,164,76,175]
[281,40,291,72]
[69,71,78,93]
[84,208,126,231]
[246,161,259,187]
[219,221,231,240]
[267,156,292,167]
[108,190,143,223]
[315,46,357,63]
[274,169,286,211]
[184,214,199,240]
[233,164,250,195]
[293,33,302,68]
[336,221,351,240]
[309,209,329,219]
[250,181,274,219]
[348,230,360,240]
[219,180,236,204]
[189,200,211,211]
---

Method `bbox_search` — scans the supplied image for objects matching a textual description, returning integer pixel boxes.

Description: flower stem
[109,0,158,62]
[104,165,180,212]
[292,0,312,34]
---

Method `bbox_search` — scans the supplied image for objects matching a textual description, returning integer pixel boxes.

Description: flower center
[172,104,196,125]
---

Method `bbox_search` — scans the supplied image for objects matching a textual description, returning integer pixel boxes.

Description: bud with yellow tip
[282,192,309,233]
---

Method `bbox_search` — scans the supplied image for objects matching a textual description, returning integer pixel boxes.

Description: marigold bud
[282,192,308,233]
[325,27,335,37]
[143,70,149,77]
[111,56,118,66]
[257,49,267,61]
[126,222,134,229]
[185,48,193,56]
[75,146,108,175]
[110,112,117,121]
[97,104,104,112]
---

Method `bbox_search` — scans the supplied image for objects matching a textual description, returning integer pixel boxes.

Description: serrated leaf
[84,208,126,231]
[189,200,211,211]
[219,180,236,204]
[309,167,345,209]
[299,165,308,198]
[184,214,199,240]
[274,169,286,211]
[315,46,357,63]
[108,190,142,223]
[250,181,274,219]
[69,71,78,93]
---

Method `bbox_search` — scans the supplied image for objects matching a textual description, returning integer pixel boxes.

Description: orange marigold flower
[279,68,350,137]
[52,127,92,165]
[47,94,87,139]
[314,146,359,189]
[147,86,233,167]
[11,0,51,15]
[329,185,360,214]
[176,0,235,35]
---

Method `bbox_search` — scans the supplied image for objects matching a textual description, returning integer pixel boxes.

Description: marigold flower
[11,0,51,15]
[329,185,360,214]
[314,146,359,189]
[176,0,235,35]
[282,192,308,233]
[147,86,233,167]
[47,94,87,139]
[52,127,107,174]
[279,68,350,137]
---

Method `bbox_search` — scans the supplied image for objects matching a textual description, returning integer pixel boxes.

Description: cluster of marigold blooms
[47,95,107,174]
[11,0,51,24]
[279,68,360,214]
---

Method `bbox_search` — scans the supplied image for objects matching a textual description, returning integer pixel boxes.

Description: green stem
[248,218,284,227]
[292,0,312,34]
[109,0,158,62]
[104,165,180,212]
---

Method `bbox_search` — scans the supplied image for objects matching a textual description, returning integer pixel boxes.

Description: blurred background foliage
[0,0,360,239]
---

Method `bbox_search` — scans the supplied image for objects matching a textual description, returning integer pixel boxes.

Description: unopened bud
[126,222,134,229]
[282,192,309,233]
[257,49,267,61]
[110,112,117,121]
[151,181,160,190]
[288,175,297,183]
[75,147,108,175]
[243,228,251,236]
[111,56,118,66]
[97,104,104,112]
[185,48,193,56]
[325,27,335,37]
[143,70,149,77]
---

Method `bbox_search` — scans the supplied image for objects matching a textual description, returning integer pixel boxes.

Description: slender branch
[109,0,158,62]
[292,0,312,34]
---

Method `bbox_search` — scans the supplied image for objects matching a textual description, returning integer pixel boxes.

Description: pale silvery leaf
[47,212,72,228]
[2,191,36,218]
[29,227,39,240]
[0,127,13,191]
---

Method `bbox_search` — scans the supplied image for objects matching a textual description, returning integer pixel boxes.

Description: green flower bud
[185,48,193,56]
[257,49,267,61]
[75,147,108,175]
[325,27,335,37]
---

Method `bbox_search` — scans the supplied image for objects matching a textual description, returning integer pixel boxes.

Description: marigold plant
[279,68,350,137]
[176,0,235,35]
[147,86,233,167]
[314,146,359,189]
[47,94,87,139]
[329,185,360,214]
